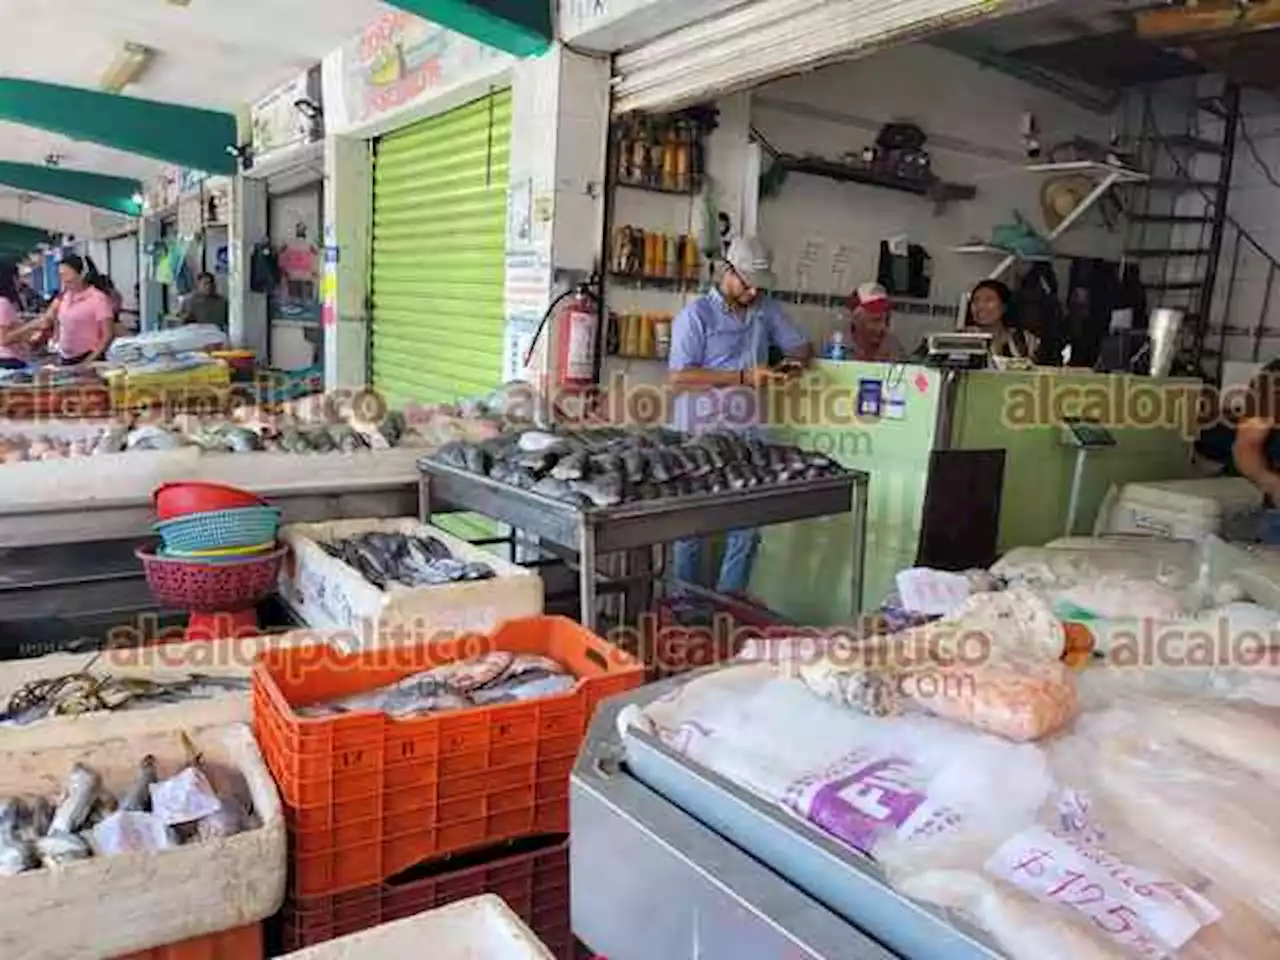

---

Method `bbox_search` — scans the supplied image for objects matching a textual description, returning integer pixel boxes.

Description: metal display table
[572,678,1003,960]
[418,461,869,631]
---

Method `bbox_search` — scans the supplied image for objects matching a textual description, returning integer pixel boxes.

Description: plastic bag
[992,541,1202,592]
[632,664,1054,857]
[1059,709,1280,928]
[91,810,178,856]
[149,766,222,826]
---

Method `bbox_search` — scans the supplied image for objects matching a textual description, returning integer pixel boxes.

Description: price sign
[986,825,1220,956]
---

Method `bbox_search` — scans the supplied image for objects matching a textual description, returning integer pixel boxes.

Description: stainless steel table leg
[851,479,869,617]
[418,475,431,524]
[579,527,599,634]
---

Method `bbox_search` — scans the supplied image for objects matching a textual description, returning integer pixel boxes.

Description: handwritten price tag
[985,826,1220,956]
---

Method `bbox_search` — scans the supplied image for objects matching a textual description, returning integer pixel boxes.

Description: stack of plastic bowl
[137,482,287,641]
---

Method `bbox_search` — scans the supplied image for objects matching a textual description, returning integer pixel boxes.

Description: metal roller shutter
[371,90,512,406]
[612,0,1027,116]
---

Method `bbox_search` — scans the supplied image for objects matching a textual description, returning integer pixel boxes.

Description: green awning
[0,162,142,216]
[0,79,237,175]
[384,1,550,56]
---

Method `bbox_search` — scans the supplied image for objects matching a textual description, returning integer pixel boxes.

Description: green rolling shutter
[370,89,511,407]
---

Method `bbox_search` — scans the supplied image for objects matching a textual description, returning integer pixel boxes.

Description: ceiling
[942,1,1204,108]
[0,0,391,242]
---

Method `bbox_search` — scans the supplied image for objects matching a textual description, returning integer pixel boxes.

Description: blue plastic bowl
[154,505,281,553]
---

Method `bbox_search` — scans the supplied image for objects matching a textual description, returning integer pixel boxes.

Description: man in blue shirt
[667,235,812,596]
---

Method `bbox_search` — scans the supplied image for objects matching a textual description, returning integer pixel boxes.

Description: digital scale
[924,332,992,369]
[1060,416,1116,536]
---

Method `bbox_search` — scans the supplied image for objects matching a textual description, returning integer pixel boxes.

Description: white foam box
[278,517,544,645]
[0,632,351,751]
[0,722,284,960]
[278,895,557,959]
[1102,477,1263,541]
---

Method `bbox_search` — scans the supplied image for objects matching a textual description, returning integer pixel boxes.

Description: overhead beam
[1136,1,1280,40]
[0,162,141,216]
[384,1,550,56]
[0,79,237,175]
[0,220,57,246]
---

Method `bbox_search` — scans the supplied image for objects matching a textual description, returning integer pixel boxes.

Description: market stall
[419,426,869,633]
[755,360,1199,623]
[572,535,1280,959]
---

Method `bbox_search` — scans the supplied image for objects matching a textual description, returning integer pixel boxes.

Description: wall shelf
[777,154,977,203]
[951,244,1055,263]
[614,178,701,197]
[608,273,702,293]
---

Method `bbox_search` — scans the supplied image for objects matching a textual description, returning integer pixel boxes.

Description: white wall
[750,43,1123,349]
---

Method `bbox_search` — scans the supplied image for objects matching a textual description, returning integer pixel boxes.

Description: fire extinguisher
[524,282,600,392]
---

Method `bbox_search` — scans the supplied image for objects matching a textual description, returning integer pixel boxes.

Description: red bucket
[153,482,268,520]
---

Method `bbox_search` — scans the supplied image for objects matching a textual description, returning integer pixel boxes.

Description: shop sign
[330,11,511,132]
[143,168,181,216]
[251,70,320,164]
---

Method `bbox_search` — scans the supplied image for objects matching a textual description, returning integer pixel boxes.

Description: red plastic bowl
[136,545,286,612]
[153,482,267,520]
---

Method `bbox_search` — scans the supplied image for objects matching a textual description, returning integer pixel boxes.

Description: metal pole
[579,524,600,634]
[1065,447,1088,537]
[850,476,869,616]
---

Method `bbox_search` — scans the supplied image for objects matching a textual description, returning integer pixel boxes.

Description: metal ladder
[1125,80,1240,378]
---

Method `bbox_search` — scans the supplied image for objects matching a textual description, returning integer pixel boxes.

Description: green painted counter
[753,361,943,623]
[749,363,1197,626]
[950,370,1197,551]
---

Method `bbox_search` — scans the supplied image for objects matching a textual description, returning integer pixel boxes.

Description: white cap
[850,281,891,315]
[723,235,776,289]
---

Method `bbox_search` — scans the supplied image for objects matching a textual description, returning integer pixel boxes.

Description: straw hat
[1040,175,1093,231]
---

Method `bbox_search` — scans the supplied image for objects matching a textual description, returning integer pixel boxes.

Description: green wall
[752,361,942,623]
[950,370,1197,551]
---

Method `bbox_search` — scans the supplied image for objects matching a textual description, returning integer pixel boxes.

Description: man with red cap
[848,282,905,362]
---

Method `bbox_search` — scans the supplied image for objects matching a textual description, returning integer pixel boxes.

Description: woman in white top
[0,260,45,370]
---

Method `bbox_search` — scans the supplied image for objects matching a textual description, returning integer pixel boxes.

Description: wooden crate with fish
[277,518,544,644]
[253,616,644,898]
[0,722,285,960]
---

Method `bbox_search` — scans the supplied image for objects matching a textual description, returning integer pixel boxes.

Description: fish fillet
[896,869,1128,960]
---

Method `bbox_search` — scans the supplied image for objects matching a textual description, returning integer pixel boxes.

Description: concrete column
[228,175,268,357]
[502,45,611,383]
[323,134,372,391]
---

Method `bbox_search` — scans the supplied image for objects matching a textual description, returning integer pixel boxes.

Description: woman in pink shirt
[36,254,115,366]
[0,260,45,370]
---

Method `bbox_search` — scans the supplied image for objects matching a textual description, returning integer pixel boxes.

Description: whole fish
[36,831,92,867]
[121,756,158,813]
[0,799,36,876]
[49,763,100,835]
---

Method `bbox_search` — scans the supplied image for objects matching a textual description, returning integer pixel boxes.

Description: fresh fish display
[0,672,251,727]
[0,751,259,874]
[297,652,576,720]
[428,427,845,508]
[319,532,496,589]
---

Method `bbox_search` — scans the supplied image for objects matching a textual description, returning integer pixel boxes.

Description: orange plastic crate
[253,616,643,898]
[114,922,261,960]
[280,836,571,956]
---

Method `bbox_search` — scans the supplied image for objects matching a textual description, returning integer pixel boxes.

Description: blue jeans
[1259,510,1280,545]
[673,528,761,595]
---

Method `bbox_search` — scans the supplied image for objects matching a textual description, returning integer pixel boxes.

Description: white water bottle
[827,329,848,361]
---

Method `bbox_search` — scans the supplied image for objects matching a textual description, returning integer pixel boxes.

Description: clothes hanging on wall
[250,240,281,294]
